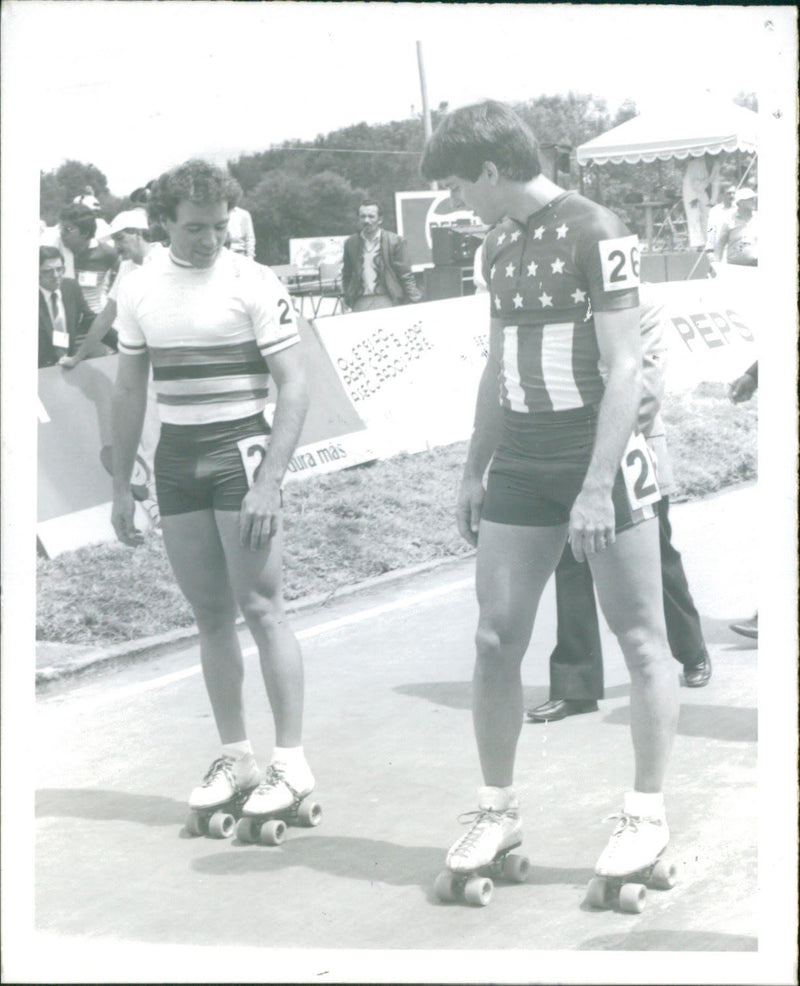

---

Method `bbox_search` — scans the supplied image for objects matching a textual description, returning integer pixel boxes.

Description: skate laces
[603,811,662,839]
[454,808,507,849]
[201,756,236,788]
[255,764,300,803]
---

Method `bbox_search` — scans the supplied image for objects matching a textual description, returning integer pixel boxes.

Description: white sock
[478,785,518,811]
[222,740,254,760]
[272,746,308,770]
[624,790,665,819]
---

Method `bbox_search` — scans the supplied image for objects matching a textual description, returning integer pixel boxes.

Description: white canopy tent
[576,94,757,166]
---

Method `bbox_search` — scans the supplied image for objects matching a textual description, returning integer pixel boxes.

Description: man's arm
[341,238,355,309]
[714,222,730,263]
[239,343,309,551]
[60,299,118,368]
[390,235,422,303]
[637,302,667,436]
[110,351,150,545]
[456,320,503,546]
[570,307,642,562]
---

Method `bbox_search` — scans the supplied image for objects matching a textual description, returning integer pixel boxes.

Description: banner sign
[289,236,348,269]
[36,317,373,556]
[395,190,482,270]
[644,272,757,388]
[314,296,490,457]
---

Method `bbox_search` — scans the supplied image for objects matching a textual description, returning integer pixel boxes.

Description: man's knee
[475,614,528,665]
[615,624,670,674]
[194,596,238,634]
[238,589,285,633]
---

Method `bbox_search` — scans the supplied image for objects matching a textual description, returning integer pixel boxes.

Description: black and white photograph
[1,2,797,983]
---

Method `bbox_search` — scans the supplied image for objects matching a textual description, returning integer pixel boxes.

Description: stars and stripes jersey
[116,248,300,425]
[482,190,640,414]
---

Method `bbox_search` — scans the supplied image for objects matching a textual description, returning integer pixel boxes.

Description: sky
[3,1,784,196]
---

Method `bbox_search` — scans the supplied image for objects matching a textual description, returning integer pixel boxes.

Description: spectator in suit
[38,246,94,367]
[41,204,118,313]
[342,201,422,312]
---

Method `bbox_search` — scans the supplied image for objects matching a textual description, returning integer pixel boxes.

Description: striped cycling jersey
[116,249,300,425]
[483,191,640,413]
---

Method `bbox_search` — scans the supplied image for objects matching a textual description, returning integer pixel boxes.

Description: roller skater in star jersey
[421,101,679,891]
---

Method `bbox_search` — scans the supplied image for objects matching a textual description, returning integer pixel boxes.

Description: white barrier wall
[37,278,756,555]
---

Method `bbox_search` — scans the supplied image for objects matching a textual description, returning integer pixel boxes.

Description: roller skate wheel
[434,870,458,902]
[585,876,609,909]
[619,882,647,913]
[650,859,679,890]
[236,817,258,843]
[501,853,530,883]
[297,800,323,827]
[259,819,287,845]
[464,875,493,907]
[208,811,235,839]
[185,811,205,837]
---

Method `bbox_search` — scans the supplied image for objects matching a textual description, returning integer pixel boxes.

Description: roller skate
[236,763,321,845]
[585,795,678,914]
[434,787,530,907]
[185,754,260,839]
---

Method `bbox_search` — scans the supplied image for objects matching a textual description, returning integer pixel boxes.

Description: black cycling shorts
[482,407,654,531]
[155,413,272,517]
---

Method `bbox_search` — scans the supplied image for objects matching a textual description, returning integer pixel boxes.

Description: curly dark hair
[147,159,241,224]
[421,100,541,184]
[59,203,97,239]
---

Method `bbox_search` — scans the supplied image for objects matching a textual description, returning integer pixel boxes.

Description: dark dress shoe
[526,698,599,723]
[683,653,712,688]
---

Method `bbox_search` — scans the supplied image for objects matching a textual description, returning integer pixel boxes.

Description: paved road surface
[15,485,796,982]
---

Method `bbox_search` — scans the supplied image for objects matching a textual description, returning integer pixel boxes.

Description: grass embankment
[36,383,756,646]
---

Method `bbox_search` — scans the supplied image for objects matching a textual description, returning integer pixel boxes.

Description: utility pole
[416,41,436,189]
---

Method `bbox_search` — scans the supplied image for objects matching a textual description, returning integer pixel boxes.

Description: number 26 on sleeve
[598,234,640,292]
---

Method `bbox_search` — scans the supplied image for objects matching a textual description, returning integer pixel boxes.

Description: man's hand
[58,354,80,370]
[568,485,615,563]
[729,373,757,404]
[111,490,144,546]
[456,474,485,547]
[239,482,281,552]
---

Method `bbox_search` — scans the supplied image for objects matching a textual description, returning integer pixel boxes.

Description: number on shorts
[237,435,269,489]
[621,431,660,510]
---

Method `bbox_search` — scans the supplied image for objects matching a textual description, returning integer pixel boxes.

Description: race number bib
[78,270,99,287]
[621,430,660,510]
[236,435,270,489]
[52,329,70,349]
[598,235,640,292]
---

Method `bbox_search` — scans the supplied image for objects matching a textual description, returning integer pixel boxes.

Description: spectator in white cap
[60,208,164,368]
[715,187,758,267]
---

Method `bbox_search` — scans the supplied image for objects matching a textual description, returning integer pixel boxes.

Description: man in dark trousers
[38,246,94,367]
[527,293,711,724]
[341,200,422,312]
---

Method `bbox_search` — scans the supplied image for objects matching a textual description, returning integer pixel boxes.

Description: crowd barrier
[37,276,756,556]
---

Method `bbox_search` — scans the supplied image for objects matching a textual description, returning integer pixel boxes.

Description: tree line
[40,92,757,266]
